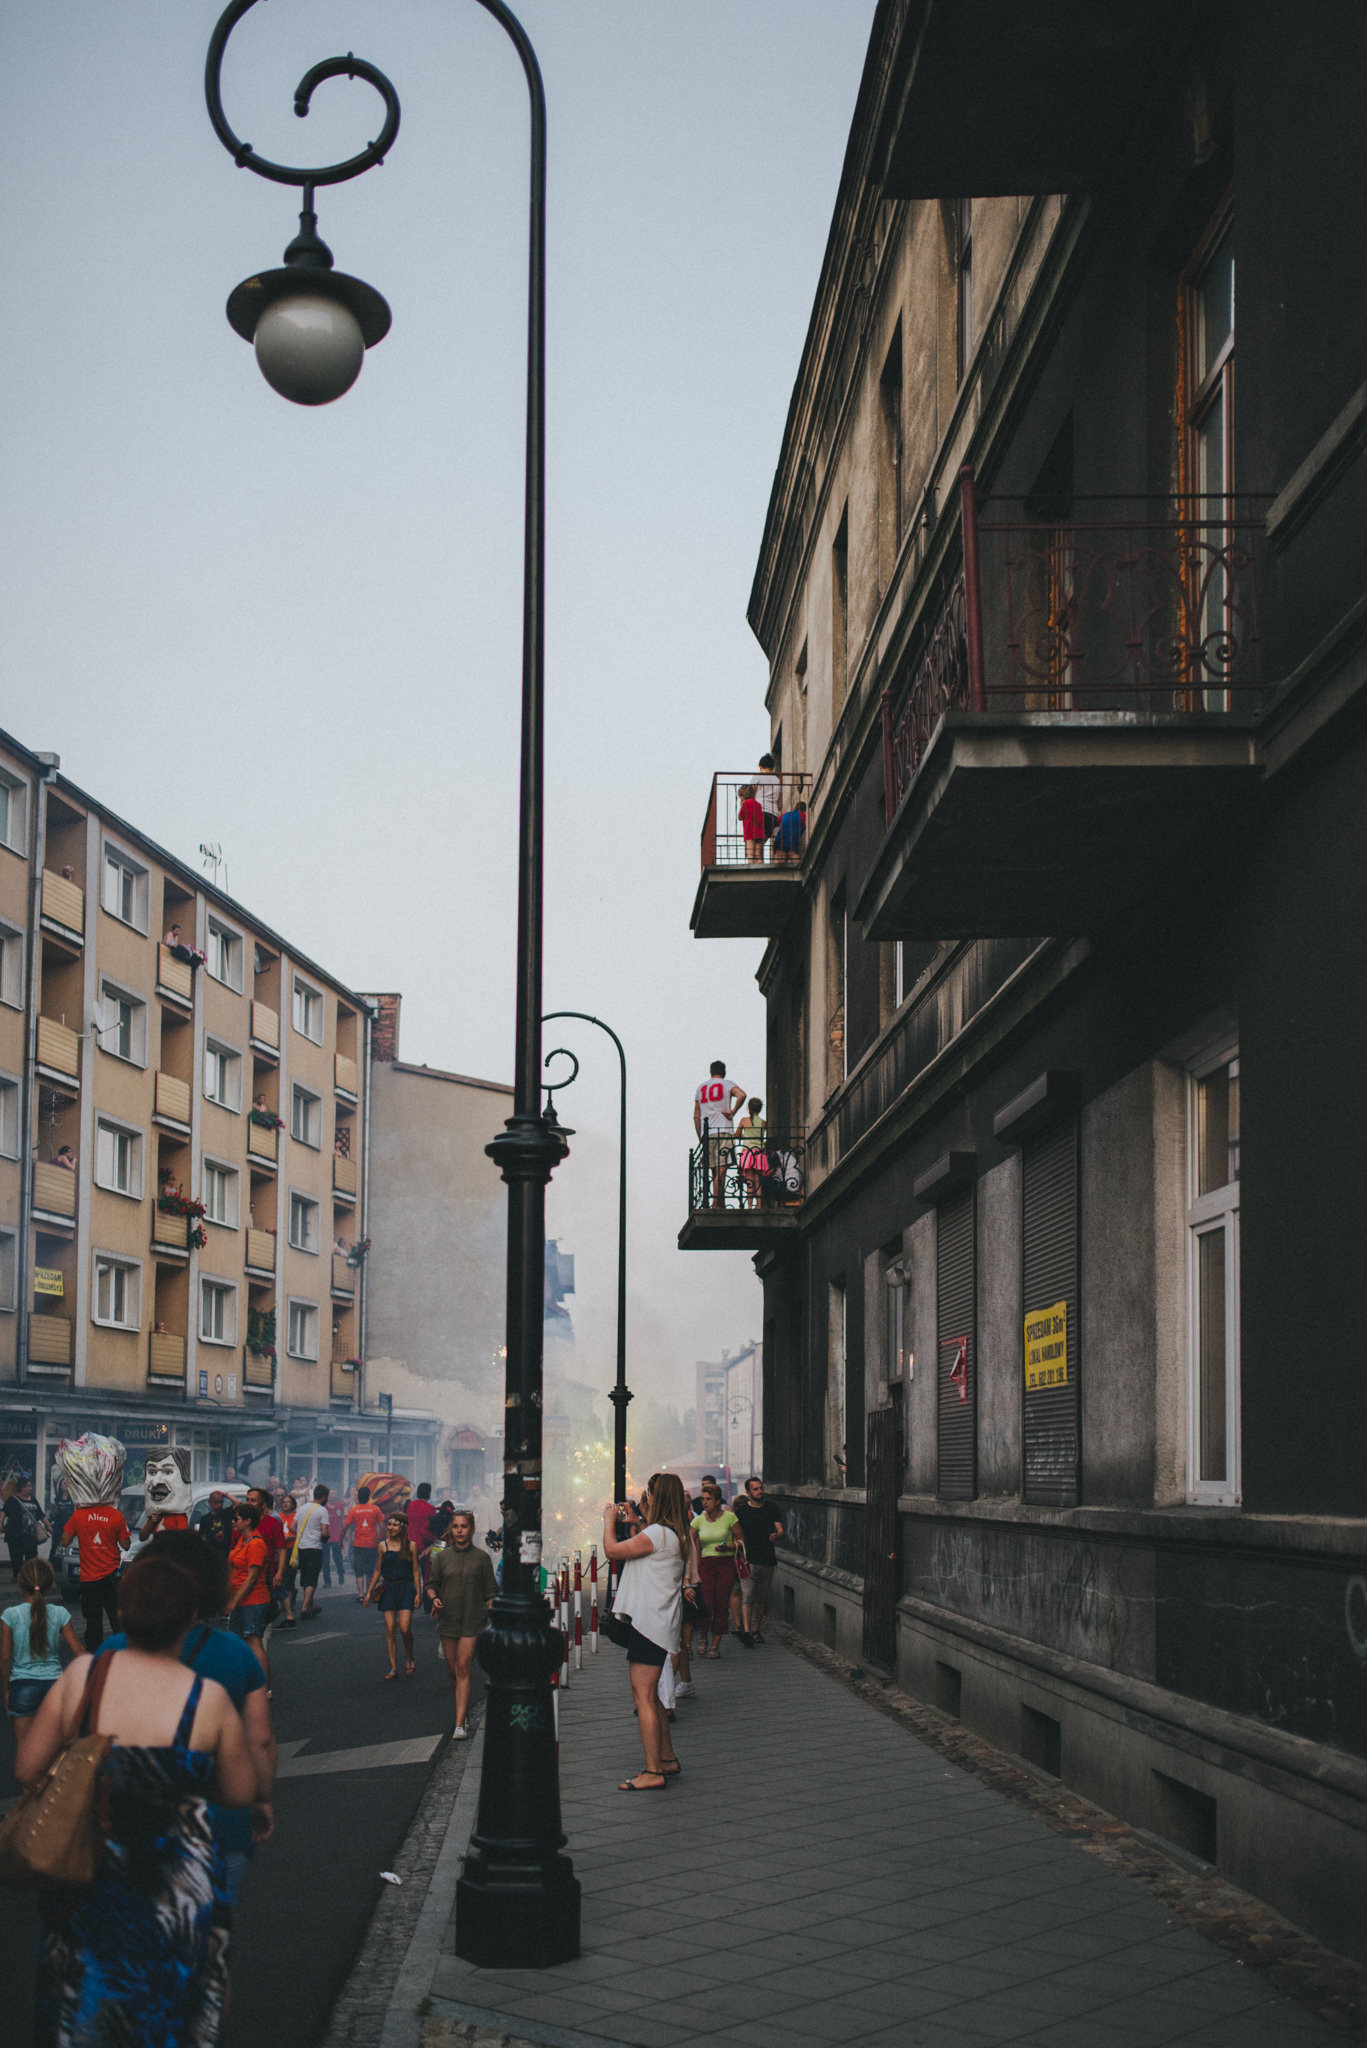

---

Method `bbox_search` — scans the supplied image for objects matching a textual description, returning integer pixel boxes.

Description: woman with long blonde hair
[602,1472,692,1791]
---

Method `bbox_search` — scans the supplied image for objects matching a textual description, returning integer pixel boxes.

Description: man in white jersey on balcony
[694,1061,747,1210]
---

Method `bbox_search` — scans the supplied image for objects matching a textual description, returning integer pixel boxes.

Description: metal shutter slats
[1022,1118,1079,1507]
[937,1188,976,1500]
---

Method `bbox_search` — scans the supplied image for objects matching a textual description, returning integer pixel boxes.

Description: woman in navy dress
[364,1512,422,1679]
[17,1553,256,2047]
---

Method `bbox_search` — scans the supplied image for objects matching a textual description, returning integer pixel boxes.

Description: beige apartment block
[0,728,374,1501]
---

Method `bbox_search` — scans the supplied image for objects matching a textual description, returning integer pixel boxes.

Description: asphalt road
[0,1582,474,2048]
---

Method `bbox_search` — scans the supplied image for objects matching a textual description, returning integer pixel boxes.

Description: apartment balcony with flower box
[152,1207,189,1259]
[147,1330,187,1388]
[31,1161,76,1229]
[37,1015,80,1091]
[156,943,195,1008]
[856,470,1269,942]
[245,1229,276,1280]
[690,772,810,938]
[250,1002,279,1062]
[28,1313,73,1373]
[247,1111,280,1170]
[678,1133,806,1251]
[154,1071,192,1133]
[332,1152,357,1205]
[40,869,84,950]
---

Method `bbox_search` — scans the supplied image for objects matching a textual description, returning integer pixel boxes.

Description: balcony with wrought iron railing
[690,772,811,938]
[678,1133,805,1251]
[858,468,1271,939]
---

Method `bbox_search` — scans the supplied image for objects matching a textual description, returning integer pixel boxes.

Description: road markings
[276,1734,443,1778]
[271,1629,347,1649]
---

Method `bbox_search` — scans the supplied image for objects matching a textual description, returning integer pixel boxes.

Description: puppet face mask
[143,1448,192,1516]
[56,1433,126,1507]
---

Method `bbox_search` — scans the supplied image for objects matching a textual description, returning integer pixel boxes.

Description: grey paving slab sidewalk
[408,1637,1340,2048]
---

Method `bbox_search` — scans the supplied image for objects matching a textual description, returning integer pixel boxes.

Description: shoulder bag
[0,1652,114,1892]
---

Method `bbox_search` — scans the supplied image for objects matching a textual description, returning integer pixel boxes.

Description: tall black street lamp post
[542,1014,632,1503]
[205,0,580,1967]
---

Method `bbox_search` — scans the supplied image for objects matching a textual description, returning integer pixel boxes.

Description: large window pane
[1197,1225,1228,1483]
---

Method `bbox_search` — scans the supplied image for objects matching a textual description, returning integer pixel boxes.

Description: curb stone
[775,1623,1367,2044]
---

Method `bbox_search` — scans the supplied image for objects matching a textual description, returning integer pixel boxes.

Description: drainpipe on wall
[18,756,59,1388]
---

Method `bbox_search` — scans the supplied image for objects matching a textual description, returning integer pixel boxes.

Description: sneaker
[452,1725,469,1741]
[676,1681,697,1698]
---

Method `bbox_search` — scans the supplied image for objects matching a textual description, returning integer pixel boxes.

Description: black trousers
[80,1574,121,1648]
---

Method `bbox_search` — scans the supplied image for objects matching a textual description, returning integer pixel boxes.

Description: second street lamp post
[205,0,580,1967]
[543,1012,632,1506]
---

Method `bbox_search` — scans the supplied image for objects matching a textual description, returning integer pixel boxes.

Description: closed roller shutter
[936,1187,976,1500]
[1022,1117,1079,1507]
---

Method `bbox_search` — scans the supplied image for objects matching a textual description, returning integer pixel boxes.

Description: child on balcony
[738,784,767,864]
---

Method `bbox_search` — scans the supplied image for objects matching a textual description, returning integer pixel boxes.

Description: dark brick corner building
[684,0,1367,1965]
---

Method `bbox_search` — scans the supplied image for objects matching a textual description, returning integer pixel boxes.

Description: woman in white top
[602,1474,692,1791]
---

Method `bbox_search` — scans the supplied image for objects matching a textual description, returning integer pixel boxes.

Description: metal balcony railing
[688,1133,805,1215]
[700,772,811,870]
[882,467,1272,823]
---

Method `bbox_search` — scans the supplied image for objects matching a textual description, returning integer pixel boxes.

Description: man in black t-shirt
[730,1476,784,1644]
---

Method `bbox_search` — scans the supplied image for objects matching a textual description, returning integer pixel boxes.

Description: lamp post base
[454,1850,581,1969]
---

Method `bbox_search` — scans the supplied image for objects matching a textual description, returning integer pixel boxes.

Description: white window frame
[203,1037,243,1112]
[292,975,325,1045]
[0,1228,15,1311]
[0,1071,19,1159]
[201,1157,239,1230]
[99,979,148,1067]
[0,922,23,1010]
[287,1296,319,1361]
[288,1189,320,1254]
[92,1252,142,1331]
[199,1276,238,1348]
[1186,1042,1241,1506]
[0,771,26,855]
[206,915,244,992]
[101,841,149,933]
[94,1115,144,1199]
[291,1083,323,1149]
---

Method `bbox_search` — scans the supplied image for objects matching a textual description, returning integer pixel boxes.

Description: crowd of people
[1,1471,503,2045]
[603,1470,783,1791]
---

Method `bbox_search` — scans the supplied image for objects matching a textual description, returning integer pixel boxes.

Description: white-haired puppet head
[56,1432,126,1507]
[143,1446,193,1520]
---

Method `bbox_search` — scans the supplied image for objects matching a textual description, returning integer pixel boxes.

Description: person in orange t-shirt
[225,1501,272,1680]
[71,1499,131,1649]
[344,1487,385,1603]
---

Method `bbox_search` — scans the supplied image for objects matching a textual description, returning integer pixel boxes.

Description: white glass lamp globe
[253,293,366,406]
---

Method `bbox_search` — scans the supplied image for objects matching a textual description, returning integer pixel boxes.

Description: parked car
[56,1481,248,1598]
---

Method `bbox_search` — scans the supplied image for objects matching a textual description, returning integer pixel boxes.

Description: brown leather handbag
[0,1652,113,1891]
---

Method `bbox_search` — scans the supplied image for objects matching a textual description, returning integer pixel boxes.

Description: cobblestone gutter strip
[321,1734,476,2048]
[776,1625,1367,2044]
[417,2026,540,2048]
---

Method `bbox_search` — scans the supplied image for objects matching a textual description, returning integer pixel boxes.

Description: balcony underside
[691,868,802,939]
[858,715,1260,941]
[875,0,1178,197]
[678,1210,802,1252]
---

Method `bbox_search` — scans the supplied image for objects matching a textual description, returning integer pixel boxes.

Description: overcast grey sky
[0,1,876,1422]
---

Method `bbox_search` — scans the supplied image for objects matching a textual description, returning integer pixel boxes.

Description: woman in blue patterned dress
[17,1553,257,2047]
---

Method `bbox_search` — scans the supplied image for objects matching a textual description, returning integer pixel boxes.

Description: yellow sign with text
[34,1266,64,1298]
[1024,1300,1068,1390]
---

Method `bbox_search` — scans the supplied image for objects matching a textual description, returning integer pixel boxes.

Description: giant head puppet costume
[143,1446,193,1528]
[55,1432,126,1507]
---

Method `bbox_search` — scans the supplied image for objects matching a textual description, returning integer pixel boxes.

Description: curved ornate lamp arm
[205,0,401,188]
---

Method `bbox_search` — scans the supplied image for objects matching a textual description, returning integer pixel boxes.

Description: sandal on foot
[405,1661,416,1676]
[660,1761,682,1776]
[382,1670,397,1681]
[619,1772,667,1792]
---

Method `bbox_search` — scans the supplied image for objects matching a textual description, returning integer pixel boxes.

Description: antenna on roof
[199,841,227,894]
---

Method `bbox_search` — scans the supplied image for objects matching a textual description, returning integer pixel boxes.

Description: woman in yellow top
[736,1097,767,1210]
[690,1483,745,1658]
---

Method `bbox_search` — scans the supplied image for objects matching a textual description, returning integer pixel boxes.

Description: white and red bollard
[589,1545,599,1653]
[559,1561,571,1690]
[573,1552,583,1669]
